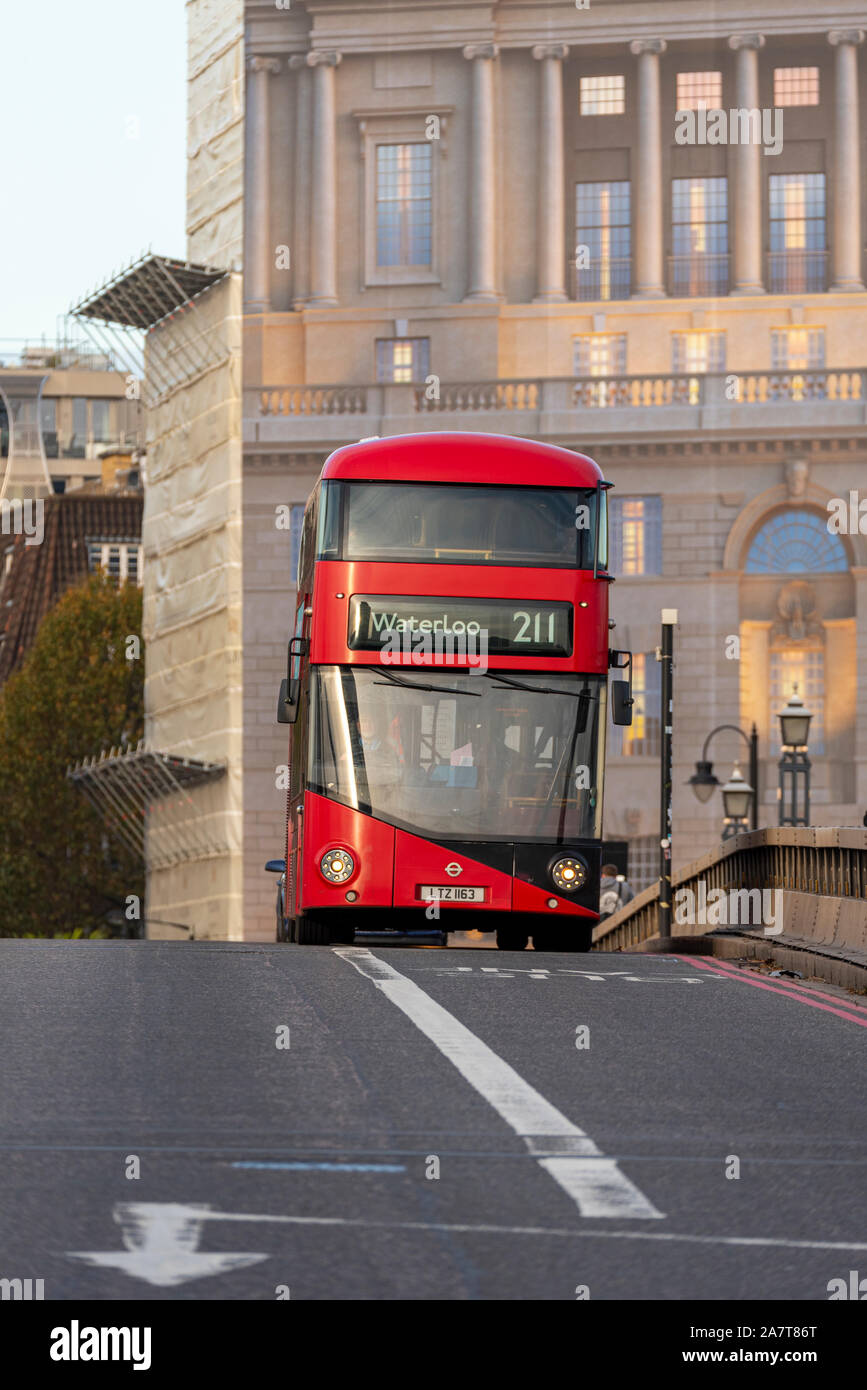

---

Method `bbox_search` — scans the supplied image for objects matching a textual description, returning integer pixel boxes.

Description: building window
[672,332,726,404]
[573,333,627,378]
[91,400,111,443]
[609,496,662,576]
[289,504,304,585]
[574,181,631,299]
[773,67,820,106]
[626,834,659,892]
[769,651,825,755]
[768,174,826,292]
[610,653,661,756]
[40,399,58,458]
[771,328,825,371]
[376,338,431,383]
[376,144,432,268]
[580,75,625,116]
[87,541,143,585]
[671,331,726,374]
[676,71,723,109]
[69,398,88,457]
[670,177,729,295]
[573,333,627,406]
[744,510,848,574]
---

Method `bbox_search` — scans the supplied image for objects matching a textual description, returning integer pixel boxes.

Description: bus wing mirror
[611,680,633,727]
[277,676,301,725]
[609,648,634,726]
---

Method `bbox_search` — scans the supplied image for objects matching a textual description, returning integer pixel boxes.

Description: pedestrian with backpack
[599,863,635,920]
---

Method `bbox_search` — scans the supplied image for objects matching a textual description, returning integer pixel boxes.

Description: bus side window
[297,488,318,590]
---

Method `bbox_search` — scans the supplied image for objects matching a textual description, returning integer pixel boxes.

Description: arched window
[744,510,848,574]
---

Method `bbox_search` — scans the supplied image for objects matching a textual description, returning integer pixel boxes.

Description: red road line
[679,954,867,1028]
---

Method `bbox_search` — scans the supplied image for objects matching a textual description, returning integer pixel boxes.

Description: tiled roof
[0,493,143,685]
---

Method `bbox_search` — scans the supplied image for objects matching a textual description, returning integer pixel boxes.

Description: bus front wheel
[496,925,529,951]
[293,913,355,946]
[532,923,594,953]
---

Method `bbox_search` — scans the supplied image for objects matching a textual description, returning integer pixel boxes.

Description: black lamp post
[778,690,812,826]
[688,723,760,831]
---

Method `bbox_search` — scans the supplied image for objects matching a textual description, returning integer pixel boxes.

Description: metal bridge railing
[594,825,867,952]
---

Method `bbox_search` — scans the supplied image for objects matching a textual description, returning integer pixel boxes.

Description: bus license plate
[420,885,486,903]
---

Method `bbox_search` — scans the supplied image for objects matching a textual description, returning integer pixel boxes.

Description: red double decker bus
[271,431,632,950]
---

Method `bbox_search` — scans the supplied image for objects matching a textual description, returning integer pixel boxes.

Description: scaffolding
[67,742,226,870]
[68,252,228,406]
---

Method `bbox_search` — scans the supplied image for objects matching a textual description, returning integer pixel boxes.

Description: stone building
[141,0,867,937]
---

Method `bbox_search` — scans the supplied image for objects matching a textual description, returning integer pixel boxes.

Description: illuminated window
[610,653,661,756]
[744,510,847,574]
[580,75,625,115]
[573,333,627,406]
[671,332,726,374]
[768,174,826,291]
[573,333,626,378]
[676,71,722,109]
[376,144,432,267]
[376,338,431,383]
[670,178,728,294]
[773,67,819,106]
[771,328,825,371]
[575,182,631,299]
[609,496,662,576]
[769,651,825,754]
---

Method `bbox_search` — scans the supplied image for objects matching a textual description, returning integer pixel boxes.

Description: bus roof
[322,432,603,488]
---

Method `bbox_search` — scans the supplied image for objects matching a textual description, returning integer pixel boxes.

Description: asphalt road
[1,938,866,1301]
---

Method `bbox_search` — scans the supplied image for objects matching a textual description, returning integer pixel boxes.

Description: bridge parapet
[594,827,867,979]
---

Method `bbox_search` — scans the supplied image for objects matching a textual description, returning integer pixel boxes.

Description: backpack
[599,885,622,918]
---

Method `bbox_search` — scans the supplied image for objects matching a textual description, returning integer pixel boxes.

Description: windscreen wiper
[488,674,595,701]
[372,668,482,697]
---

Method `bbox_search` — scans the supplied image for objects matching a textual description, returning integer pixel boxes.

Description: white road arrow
[67,1202,268,1288]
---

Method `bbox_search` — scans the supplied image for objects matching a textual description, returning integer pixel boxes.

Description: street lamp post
[778,690,812,826]
[688,723,760,832]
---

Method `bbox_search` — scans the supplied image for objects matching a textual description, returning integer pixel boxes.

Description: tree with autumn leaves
[0,572,144,936]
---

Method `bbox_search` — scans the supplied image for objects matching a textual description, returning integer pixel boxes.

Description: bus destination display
[348,595,573,656]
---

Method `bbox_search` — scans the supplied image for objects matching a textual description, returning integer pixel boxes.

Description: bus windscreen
[309,666,605,842]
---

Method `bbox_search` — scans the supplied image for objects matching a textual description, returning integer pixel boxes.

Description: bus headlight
[550,856,587,892]
[320,848,355,884]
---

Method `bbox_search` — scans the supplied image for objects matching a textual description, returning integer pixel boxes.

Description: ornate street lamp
[778,689,812,826]
[720,763,753,840]
[688,723,760,831]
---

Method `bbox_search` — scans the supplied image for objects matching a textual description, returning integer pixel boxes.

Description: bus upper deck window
[316,480,341,559]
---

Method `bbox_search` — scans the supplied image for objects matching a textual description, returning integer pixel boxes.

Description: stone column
[532,44,569,302]
[629,39,667,297]
[307,50,342,307]
[245,56,280,312]
[727,34,766,294]
[289,55,312,307]
[828,30,866,291]
[462,44,499,301]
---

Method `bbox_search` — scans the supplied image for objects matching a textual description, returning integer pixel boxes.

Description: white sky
[1,0,187,343]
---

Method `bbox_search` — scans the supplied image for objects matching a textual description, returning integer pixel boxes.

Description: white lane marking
[67,1203,267,1288]
[208,1207,867,1253]
[334,946,663,1220]
[68,1202,867,1263]
[429,967,719,982]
